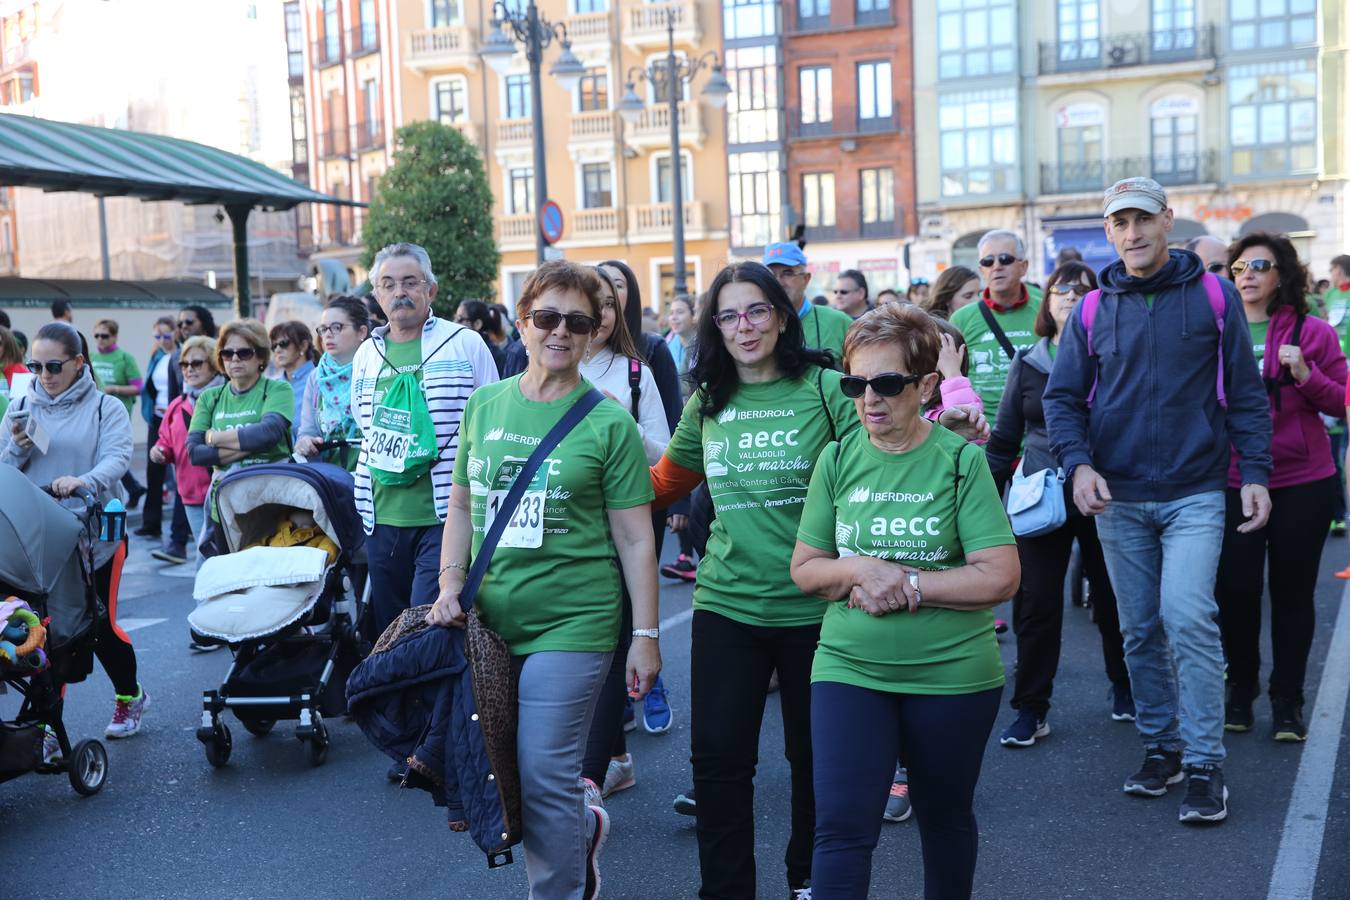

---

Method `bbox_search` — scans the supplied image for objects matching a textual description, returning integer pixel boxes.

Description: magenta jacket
[154,393,213,505]
[1228,306,1347,489]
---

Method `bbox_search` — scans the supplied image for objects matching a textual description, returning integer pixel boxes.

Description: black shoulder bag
[978,302,1018,361]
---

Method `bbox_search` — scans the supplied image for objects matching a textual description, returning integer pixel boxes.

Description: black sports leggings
[93,539,139,697]
[811,681,1002,900]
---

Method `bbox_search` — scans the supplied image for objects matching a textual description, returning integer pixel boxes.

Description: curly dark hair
[1226,232,1309,317]
[691,262,835,418]
[1036,261,1099,338]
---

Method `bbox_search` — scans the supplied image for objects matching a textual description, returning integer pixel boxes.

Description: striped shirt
[351,316,499,533]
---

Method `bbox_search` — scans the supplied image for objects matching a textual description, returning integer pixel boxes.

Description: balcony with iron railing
[319,128,350,159]
[1038,24,1216,76]
[624,100,705,149]
[407,26,478,71]
[347,25,380,57]
[1039,151,1220,195]
[311,36,343,68]
[355,119,384,153]
[625,1,700,48]
[629,201,708,240]
[788,103,902,141]
[496,118,533,150]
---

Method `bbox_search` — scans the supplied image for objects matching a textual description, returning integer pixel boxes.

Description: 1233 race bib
[486,458,549,548]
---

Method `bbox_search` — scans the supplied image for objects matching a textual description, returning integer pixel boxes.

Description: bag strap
[458,388,605,612]
[816,367,838,443]
[1201,272,1228,408]
[629,356,642,420]
[978,302,1017,361]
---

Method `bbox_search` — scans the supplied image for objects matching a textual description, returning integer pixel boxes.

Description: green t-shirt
[1324,286,1350,357]
[801,303,853,368]
[89,348,141,414]
[1248,318,1269,367]
[371,338,440,528]
[666,365,859,628]
[797,424,1013,694]
[190,377,295,518]
[949,297,1042,430]
[453,377,654,655]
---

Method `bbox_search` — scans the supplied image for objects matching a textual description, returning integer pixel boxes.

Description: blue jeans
[367,524,443,637]
[1095,491,1226,767]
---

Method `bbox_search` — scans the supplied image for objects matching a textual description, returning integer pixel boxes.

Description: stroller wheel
[204,723,233,768]
[305,713,329,768]
[242,719,276,738]
[69,740,108,796]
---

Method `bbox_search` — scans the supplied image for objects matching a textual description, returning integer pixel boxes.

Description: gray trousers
[517,649,613,900]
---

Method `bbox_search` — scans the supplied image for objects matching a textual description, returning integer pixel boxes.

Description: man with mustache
[351,244,498,776]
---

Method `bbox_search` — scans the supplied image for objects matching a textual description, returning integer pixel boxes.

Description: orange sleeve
[650,455,705,510]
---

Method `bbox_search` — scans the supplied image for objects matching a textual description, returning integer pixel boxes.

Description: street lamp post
[481,0,586,263]
[618,12,730,300]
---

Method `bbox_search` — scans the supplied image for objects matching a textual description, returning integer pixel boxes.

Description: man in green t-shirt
[89,318,146,504]
[351,242,499,665]
[1321,254,1350,533]
[763,241,853,368]
[949,230,1043,430]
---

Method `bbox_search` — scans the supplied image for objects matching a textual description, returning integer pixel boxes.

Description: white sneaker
[582,777,603,810]
[602,753,636,798]
[105,687,148,739]
[584,805,610,900]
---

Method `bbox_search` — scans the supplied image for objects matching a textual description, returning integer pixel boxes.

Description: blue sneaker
[999,709,1049,747]
[642,675,673,734]
[622,694,637,733]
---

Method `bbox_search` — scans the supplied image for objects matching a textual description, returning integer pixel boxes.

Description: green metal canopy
[0,113,362,315]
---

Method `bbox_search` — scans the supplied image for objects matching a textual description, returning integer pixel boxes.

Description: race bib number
[485,458,549,549]
[367,404,415,473]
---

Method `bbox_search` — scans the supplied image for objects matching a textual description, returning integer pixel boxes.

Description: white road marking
[1267,579,1350,900]
[118,617,168,633]
[659,607,694,631]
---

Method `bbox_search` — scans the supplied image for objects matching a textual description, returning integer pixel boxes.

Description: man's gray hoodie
[0,371,133,566]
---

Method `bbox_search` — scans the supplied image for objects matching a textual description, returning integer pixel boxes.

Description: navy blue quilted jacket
[346,625,515,867]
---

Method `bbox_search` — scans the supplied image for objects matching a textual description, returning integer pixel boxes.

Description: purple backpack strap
[1079,289,1103,405]
[1201,271,1227,407]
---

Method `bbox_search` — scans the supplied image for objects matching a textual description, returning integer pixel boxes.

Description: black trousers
[141,415,190,543]
[1216,478,1335,706]
[691,610,818,898]
[93,539,138,697]
[1011,507,1127,715]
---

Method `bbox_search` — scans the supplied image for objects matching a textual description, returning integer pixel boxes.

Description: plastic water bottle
[101,498,126,542]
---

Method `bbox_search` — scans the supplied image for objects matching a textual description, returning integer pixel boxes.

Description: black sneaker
[1123,746,1184,797]
[1224,698,1254,733]
[1111,683,1136,722]
[659,554,698,582]
[1178,765,1229,824]
[151,543,188,565]
[1272,697,1308,742]
[132,525,160,538]
[673,788,696,816]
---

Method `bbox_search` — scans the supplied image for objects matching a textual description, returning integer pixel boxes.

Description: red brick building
[782,0,915,298]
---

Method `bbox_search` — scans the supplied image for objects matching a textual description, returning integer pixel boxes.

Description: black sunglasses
[179,358,208,371]
[220,347,258,361]
[177,319,197,328]
[93,332,113,340]
[840,372,924,398]
[271,339,291,350]
[979,253,1019,268]
[1205,262,1228,274]
[525,309,597,336]
[27,358,75,375]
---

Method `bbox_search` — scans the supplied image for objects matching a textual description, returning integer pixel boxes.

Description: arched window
[1149,95,1200,185]
[1055,102,1105,192]
[952,229,985,271]
[1238,212,1309,237]
[1168,217,1207,246]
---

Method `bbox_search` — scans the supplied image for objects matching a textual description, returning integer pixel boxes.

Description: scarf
[185,374,224,401]
[314,352,359,439]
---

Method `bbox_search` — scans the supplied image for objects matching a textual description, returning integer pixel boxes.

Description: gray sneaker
[883,778,911,822]
[1123,746,1184,797]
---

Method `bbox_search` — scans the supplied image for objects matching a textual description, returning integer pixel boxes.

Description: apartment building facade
[911,0,1349,278]
[782,0,915,298]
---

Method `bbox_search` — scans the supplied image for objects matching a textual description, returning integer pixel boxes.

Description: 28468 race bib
[367,405,415,473]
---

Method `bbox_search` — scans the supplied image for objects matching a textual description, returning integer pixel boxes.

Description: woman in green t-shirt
[427,260,660,899]
[790,304,1020,900]
[186,319,294,551]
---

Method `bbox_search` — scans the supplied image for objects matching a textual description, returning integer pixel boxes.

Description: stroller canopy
[213,462,365,556]
[0,465,85,598]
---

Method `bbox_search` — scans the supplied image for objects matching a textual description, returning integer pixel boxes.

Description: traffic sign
[540,200,565,245]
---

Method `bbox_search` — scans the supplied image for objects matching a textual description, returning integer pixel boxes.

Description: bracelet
[907,570,922,607]
[632,627,660,640]
[439,562,467,578]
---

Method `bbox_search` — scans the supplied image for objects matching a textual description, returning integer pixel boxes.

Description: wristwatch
[632,628,660,640]
[907,571,922,607]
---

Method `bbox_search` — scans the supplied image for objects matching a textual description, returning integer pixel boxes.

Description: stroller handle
[40,484,100,517]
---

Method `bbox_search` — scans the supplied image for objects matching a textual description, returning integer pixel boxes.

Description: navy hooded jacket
[1043,249,1272,502]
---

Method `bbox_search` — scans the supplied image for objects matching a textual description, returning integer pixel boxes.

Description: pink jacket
[924,375,986,444]
[1227,306,1347,489]
[154,393,213,505]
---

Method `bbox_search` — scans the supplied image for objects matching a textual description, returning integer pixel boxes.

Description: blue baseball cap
[762,242,807,268]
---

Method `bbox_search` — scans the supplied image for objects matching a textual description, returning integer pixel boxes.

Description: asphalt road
[5,510,1350,900]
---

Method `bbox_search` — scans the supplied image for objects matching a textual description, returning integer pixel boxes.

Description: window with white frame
[726,46,781,145]
[505,74,530,119]
[434,77,469,124]
[1229,0,1316,52]
[430,0,461,27]
[509,168,535,214]
[801,172,836,229]
[654,151,693,204]
[798,0,829,28]
[860,167,895,234]
[938,88,1019,197]
[729,151,782,249]
[581,162,613,208]
[937,0,1016,80]
[724,0,778,40]
[799,66,832,130]
[1229,58,1317,177]
[857,61,893,127]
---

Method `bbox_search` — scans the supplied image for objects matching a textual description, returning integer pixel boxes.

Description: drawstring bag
[367,370,439,486]
[1005,460,1066,538]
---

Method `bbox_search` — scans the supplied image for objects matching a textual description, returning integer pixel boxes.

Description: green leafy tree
[362,121,499,318]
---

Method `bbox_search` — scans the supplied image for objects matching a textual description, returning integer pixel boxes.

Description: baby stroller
[189,461,366,768]
[0,465,111,796]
